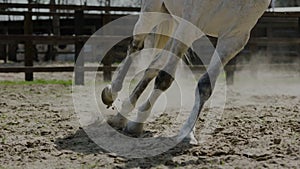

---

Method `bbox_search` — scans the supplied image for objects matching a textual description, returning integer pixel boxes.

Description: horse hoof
[107,113,128,130]
[101,85,116,107]
[124,121,144,136]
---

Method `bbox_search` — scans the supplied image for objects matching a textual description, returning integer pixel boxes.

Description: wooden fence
[0,3,299,85]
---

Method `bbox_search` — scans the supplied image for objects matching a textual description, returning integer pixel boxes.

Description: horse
[101,0,271,145]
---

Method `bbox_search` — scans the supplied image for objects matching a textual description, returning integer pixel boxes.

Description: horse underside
[101,0,271,145]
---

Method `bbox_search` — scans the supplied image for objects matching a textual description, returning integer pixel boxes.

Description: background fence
[0,3,299,85]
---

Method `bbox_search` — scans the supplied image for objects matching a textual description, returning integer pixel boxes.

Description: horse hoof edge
[101,85,114,107]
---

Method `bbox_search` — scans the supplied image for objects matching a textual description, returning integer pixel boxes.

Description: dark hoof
[101,85,114,107]
[107,113,128,130]
[124,121,144,137]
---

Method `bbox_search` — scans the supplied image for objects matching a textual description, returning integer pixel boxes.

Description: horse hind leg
[179,33,251,145]
[106,21,176,130]
[124,23,201,135]
[125,70,175,136]
[117,19,178,134]
[105,39,171,129]
[108,40,175,131]
[124,23,198,136]
[107,67,160,130]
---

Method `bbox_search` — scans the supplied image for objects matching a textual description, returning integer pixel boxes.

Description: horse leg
[179,32,251,145]
[125,36,197,135]
[106,29,175,129]
[125,60,178,135]
[108,50,171,130]
[107,18,177,130]
[102,0,165,108]
[124,8,205,135]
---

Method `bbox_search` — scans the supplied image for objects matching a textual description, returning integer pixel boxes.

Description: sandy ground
[0,67,299,169]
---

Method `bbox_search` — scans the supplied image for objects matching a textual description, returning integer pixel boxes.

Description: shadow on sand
[55,123,203,168]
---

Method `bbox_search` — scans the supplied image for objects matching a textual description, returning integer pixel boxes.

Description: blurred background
[0,0,299,84]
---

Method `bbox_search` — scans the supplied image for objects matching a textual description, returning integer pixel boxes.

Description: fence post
[102,3,112,81]
[24,12,34,81]
[74,10,85,85]
[266,21,273,58]
[248,26,260,78]
[0,45,6,63]
[47,0,60,61]
[8,44,17,62]
[298,17,300,74]
[102,53,112,81]
[0,29,7,63]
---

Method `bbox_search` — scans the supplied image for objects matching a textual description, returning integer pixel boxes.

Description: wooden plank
[0,35,77,44]
[249,37,300,44]
[0,66,74,73]
[2,3,300,17]
[0,11,74,17]
[1,64,298,73]
[0,3,140,13]
[0,35,126,44]
[189,64,300,71]
[264,12,300,18]
[0,66,117,73]
[0,11,133,17]
[0,35,298,45]
[1,3,300,19]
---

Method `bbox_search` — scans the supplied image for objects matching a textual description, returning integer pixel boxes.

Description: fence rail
[0,66,116,73]
[0,3,140,13]
[1,35,300,44]
[0,35,125,44]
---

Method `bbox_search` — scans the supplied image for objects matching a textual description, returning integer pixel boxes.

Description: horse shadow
[55,124,203,168]
[55,127,106,154]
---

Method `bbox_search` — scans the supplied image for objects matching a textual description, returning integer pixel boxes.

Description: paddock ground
[0,66,299,169]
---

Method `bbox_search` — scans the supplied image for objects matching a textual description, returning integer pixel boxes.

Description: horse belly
[199,0,269,37]
[163,0,225,36]
[201,11,238,37]
[162,0,269,37]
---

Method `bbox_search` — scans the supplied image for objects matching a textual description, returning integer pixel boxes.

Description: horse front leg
[107,47,171,129]
[101,34,147,108]
[104,32,172,129]
[101,1,166,108]
[105,23,176,129]
[103,35,148,129]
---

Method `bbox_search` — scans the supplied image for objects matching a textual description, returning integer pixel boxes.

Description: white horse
[102,0,271,145]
